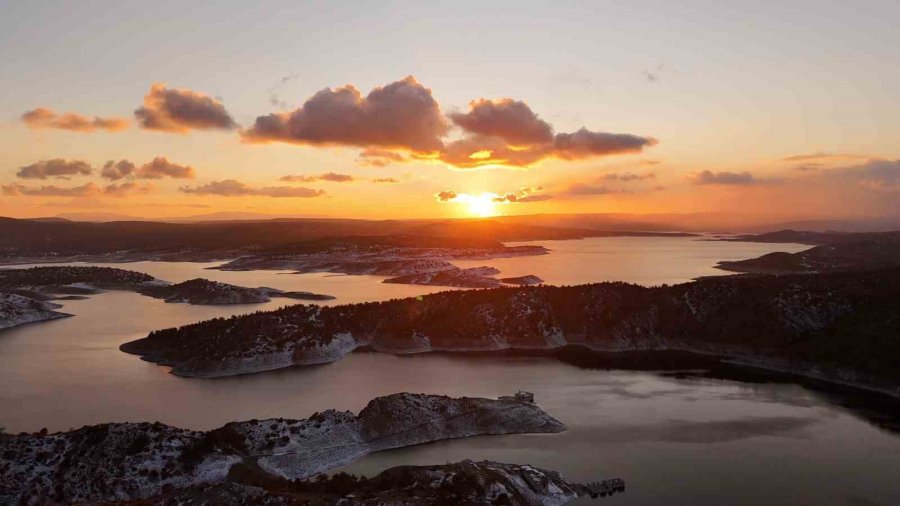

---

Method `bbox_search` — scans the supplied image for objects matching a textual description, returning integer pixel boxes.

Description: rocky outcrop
[121,269,900,397]
[0,393,565,504]
[0,292,71,330]
[124,460,587,505]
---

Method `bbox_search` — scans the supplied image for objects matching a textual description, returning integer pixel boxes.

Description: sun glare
[465,193,498,217]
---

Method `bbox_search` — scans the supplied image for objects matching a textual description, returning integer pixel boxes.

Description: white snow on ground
[0,293,70,330]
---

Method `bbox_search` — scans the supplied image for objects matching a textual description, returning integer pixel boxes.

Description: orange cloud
[99,157,194,180]
[2,182,153,197]
[16,159,93,179]
[280,172,354,183]
[601,172,656,182]
[21,108,129,133]
[357,148,406,167]
[372,177,399,183]
[135,83,237,133]
[436,187,552,204]
[242,76,448,152]
[782,152,870,162]
[179,179,325,198]
[100,160,137,180]
[135,157,195,179]
[101,182,155,197]
[562,183,628,196]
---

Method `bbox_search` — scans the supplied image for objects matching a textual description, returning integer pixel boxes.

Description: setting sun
[465,193,498,217]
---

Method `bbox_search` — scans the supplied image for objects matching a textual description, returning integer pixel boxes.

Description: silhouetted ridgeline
[717,231,900,273]
[122,269,900,396]
[0,216,668,260]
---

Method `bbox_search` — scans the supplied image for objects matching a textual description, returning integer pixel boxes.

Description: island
[215,236,547,288]
[0,268,335,330]
[0,393,567,504]
[122,267,900,398]
[137,278,334,305]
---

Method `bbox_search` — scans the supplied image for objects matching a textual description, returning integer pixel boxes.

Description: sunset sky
[2,1,899,221]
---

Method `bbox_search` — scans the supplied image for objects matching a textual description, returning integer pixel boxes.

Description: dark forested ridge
[0,216,681,259]
[123,268,900,393]
[0,266,154,289]
[717,231,900,273]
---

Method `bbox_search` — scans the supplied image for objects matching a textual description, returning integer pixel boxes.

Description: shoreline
[123,338,900,401]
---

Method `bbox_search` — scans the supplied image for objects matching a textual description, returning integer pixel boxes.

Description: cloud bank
[2,182,152,197]
[280,172,354,183]
[179,179,325,198]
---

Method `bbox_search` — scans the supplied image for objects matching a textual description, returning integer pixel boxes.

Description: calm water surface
[2,237,897,505]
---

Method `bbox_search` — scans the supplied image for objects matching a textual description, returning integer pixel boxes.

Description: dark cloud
[440,100,656,168]
[243,76,656,169]
[21,108,129,133]
[135,83,237,133]
[690,170,758,185]
[435,190,458,202]
[601,171,656,182]
[136,157,196,179]
[553,129,657,160]
[99,157,194,180]
[16,159,93,179]
[243,76,448,152]
[357,148,406,167]
[838,159,900,191]
[280,172,354,183]
[450,98,554,145]
[101,160,137,180]
[179,179,325,198]
[371,177,399,183]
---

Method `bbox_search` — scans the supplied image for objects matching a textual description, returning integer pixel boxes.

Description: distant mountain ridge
[19,212,900,233]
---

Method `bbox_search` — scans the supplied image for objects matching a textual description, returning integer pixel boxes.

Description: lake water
[2,237,898,505]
